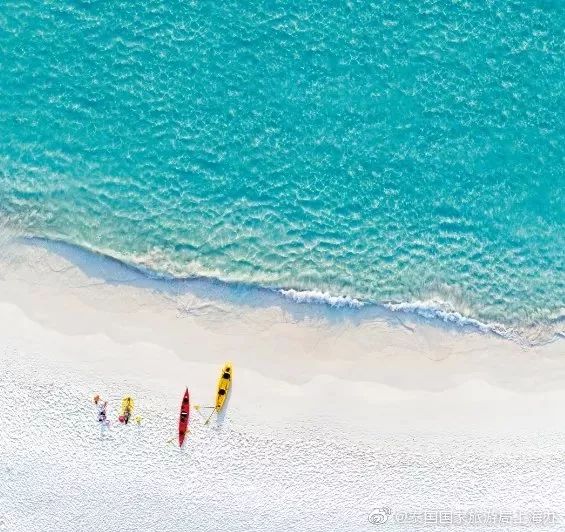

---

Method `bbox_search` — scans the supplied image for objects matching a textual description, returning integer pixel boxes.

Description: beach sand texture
[1,238,564,532]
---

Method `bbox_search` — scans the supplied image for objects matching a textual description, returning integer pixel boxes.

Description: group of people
[94,394,138,430]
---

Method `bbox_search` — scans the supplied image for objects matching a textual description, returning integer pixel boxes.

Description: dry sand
[0,238,563,532]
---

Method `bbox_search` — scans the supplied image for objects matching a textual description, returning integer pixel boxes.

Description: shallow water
[0,0,563,342]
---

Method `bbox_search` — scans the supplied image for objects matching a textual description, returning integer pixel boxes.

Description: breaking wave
[278,289,365,309]
[383,299,521,342]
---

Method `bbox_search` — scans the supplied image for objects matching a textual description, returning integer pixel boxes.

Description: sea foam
[383,298,523,342]
[278,288,365,308]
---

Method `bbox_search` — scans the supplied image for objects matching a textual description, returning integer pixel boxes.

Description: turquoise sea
[0,1,563,343]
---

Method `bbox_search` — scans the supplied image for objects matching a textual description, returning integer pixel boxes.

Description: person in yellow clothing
[119,396,134,424]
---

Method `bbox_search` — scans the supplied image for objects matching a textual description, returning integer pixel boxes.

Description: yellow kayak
[120,396,134,424]
[215,362,233,411]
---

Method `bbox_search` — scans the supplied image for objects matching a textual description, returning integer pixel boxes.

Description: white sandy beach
[1,237,564,532]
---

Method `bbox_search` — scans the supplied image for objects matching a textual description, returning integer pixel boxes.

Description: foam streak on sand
[383,299,522,344]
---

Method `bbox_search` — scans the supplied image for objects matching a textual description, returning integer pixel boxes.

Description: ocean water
[0,0,563,342]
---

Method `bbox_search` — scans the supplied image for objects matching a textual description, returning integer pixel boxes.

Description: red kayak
[178,388,190,447]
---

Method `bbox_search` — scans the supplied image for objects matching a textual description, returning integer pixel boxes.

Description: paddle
[166,430,190,445]
[204,407,218,425]
[195,404,217,424]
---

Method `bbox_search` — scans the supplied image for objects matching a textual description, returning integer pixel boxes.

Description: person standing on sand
[94,395,110,428]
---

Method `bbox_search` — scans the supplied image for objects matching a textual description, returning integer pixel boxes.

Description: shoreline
[1,236,563,394]
[14,235,564,347]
